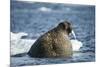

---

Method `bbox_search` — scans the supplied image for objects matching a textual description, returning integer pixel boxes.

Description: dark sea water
[10,1,95,67]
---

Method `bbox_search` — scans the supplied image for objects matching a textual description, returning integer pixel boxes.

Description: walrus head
[57,21,72,35]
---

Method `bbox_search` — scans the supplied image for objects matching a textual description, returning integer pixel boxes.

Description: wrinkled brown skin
[28,21,73,58]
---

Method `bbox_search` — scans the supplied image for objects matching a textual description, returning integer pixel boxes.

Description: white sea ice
[11,32,36,55]
[71,39,83,51]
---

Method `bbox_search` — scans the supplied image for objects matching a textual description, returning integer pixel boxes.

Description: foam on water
[38,7,52,12]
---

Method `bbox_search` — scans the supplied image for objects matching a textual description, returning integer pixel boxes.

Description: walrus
[28,21,73,58]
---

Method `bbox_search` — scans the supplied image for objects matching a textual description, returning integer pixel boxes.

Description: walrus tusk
[71,30,77,40]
